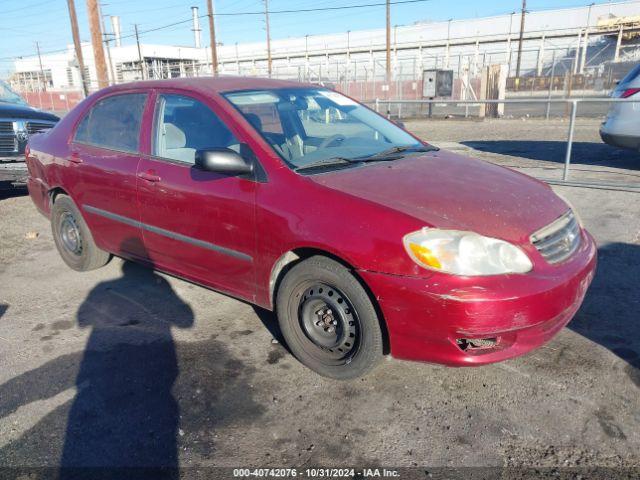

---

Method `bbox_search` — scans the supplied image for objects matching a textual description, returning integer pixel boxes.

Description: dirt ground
[0,119,639,477]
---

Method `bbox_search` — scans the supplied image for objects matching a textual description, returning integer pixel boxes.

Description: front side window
[74,93,147,152]
[153,94,240,165]
[224,88,426,172]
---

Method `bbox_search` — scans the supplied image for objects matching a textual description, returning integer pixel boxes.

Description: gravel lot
[0,119,639,477]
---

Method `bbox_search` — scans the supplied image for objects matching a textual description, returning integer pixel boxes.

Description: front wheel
[276,256,383,379]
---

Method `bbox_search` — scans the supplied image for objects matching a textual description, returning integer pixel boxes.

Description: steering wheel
[318,134,347,149]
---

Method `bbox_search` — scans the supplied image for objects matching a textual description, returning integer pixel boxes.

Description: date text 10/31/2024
[232,468,401,478]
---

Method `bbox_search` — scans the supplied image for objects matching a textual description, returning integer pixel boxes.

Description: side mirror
[395,120,406,129]
[194,148,253,175]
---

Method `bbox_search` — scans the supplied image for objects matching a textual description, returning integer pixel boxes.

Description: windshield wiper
[358,144,438,161]
[294,144,439,172]
[294,157,357,172]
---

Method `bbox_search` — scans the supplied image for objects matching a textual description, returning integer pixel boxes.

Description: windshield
[224,88,424,171]
[0,81,27,105]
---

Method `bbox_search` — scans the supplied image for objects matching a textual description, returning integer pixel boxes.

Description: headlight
[403,228,533,276]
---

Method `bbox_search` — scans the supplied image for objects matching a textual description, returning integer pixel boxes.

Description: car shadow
[0,238,265,476]
[251,305,288,351]
[569,242,640,388]
[0,187,27,200]
[460,140,640,171]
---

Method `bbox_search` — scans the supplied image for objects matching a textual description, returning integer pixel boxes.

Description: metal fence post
[563,99,578,181]
[546,50,556,120]
[375,98,379,112]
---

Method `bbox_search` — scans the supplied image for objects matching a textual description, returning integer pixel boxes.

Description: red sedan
[26,77,597,379]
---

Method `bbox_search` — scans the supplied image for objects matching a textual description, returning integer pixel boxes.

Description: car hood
[308,150,569,244]
[0,101,59,121]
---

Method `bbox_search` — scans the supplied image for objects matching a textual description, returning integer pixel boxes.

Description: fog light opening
[456,337,498,351]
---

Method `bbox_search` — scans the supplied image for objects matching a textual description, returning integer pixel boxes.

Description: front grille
[27,121,54,134]
[0,121,13,134]
[0,135,16,153]
[531,210,582,264]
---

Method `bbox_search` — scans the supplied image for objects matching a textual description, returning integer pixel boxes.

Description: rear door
[136,90,257,300]
[70,91,149,258]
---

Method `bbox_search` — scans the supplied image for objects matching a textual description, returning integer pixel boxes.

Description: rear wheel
[276,256,383,379]
[51,195,110,271]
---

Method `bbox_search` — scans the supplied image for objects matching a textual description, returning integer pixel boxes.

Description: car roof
[100,76,321,96]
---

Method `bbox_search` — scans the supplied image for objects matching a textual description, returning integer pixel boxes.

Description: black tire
[50,194,110,271]
[276,255,383,379]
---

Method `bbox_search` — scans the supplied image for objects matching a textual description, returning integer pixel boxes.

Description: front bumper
[599,128,640,151]
[359,231,597,366]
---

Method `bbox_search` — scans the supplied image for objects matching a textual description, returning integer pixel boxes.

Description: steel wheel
[276,255,384,379]
[50,195,111,271]
[59,212,83,256]
[298,283,359,360]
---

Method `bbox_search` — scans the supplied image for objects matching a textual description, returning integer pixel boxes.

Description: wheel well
[48,187,68,207]
[269,247,391,355]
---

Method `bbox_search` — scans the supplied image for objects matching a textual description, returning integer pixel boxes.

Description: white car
[600,64,640,151]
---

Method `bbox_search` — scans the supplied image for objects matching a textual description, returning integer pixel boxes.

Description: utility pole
[506,11,514,73]
[235,41,240,73]
[347,30,351,62]
[394,24,398,57]
[207,0,218,75]
[35,42,47,92]
[264,0,272,77]
[66,0,89,96]
[579,2,594,74]
[305,35,309,81]
[515,0,526,79]
[134,24,145,80]
[385,0,391,82]
[445,18,452,69]
[86,0,109,88]
[99,1,115,85]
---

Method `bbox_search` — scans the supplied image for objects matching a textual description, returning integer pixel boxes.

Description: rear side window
[74,93,147,152]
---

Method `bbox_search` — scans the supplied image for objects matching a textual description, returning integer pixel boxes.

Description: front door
[70,91,149,259]
[136,92,257,300]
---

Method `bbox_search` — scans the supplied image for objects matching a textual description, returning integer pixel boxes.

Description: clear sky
[0,0,631,76]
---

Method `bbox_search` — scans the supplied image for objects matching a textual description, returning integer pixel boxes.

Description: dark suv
[0,81,58,189]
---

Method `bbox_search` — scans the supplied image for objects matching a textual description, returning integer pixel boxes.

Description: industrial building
[10,43,207,92]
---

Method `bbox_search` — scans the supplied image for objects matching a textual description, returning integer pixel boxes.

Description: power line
[80,0,432,43]
[124,0,432,40]
[212,0,433,16]
[0,0,54,15]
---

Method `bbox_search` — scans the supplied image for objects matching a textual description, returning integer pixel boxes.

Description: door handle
[138,170,161,183]
[68,150,83,164]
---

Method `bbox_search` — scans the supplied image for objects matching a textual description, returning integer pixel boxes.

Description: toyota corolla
[26,77,597,379]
